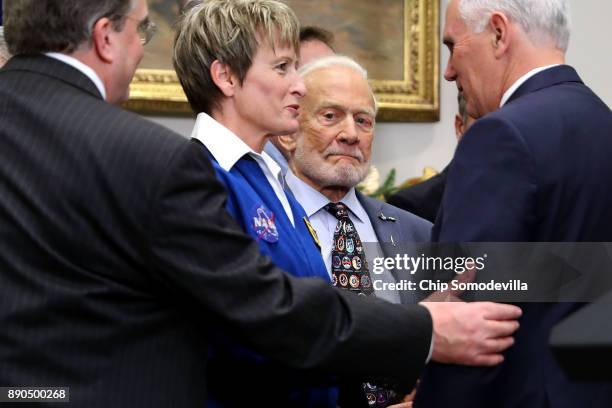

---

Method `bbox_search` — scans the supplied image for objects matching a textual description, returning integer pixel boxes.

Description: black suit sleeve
[147,139,432,384]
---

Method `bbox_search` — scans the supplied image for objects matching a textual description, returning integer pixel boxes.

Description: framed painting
[124,0,439,122]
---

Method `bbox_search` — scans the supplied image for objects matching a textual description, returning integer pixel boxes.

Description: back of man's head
[299,26,335,50]
[4,0,133,55]
[458,0,570,51]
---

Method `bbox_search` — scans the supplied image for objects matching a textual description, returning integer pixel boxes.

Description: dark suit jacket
[0,55,432,407]
[387,167,449,223]
[417,66,612,407]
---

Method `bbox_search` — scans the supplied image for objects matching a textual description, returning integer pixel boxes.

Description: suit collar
[506,65,582,105]
[3,54,104,100]
[45,53,106,100]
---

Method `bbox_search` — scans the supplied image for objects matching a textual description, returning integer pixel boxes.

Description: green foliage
[356,168,400,201]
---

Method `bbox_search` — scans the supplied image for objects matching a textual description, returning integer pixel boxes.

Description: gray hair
[4,0,134,55]
[458,0,570,51]
[298,55,378,114]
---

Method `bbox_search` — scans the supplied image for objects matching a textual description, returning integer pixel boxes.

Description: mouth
[327,153,362,163]
[285,104,300,115]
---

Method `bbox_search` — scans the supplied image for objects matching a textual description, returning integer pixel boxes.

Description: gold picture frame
[124,0,439,122]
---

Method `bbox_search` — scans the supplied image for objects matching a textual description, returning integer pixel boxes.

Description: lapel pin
[378,212,397,222]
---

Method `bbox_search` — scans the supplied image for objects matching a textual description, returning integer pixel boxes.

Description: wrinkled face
[110,0,147,104]
[293,66,375,189]
[232,38,306,138]
[443,0,501,118]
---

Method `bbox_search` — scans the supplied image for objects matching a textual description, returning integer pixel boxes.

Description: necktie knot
[325,202,349,220]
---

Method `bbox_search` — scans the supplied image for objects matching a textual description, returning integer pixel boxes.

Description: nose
[444,56,457,82]
[338,116,359,144]
[290,73,307,99]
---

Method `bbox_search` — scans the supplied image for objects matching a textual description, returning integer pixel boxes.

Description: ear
[91,17,115,64]
[277,134,297,155]
[489,12,511,58]
[210,60,238,97]
[454,113,464,140]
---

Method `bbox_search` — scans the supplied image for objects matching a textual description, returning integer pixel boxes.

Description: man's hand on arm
[420,302,522,366]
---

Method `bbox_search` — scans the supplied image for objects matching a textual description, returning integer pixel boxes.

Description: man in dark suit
[414,0,612,407]
[0,1,522,407]
[387,93,475,223]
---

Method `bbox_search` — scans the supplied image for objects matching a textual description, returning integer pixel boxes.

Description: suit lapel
[356,192,399,253]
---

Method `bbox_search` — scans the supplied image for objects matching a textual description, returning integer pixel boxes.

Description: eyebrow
[317,101,375,117]
[272,55,295,63]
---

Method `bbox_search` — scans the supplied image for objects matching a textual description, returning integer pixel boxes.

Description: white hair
[298,55,378,113]
[458,0,571,51]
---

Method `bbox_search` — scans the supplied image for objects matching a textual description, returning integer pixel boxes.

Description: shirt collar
[190,112,281,177]
[500,64,560,107]
[263,141,289,176]
[285,169,367,223]
[45,52,107,100]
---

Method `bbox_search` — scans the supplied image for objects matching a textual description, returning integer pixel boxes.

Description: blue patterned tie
[325,202,398,407]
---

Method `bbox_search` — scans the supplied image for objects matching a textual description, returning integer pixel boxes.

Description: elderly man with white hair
[414,0,612,407]
[280,55,430,407]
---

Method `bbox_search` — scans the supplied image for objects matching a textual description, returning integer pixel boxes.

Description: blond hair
[173,0,300,114]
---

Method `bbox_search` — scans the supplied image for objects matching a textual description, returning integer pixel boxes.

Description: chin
[279,120,299,135]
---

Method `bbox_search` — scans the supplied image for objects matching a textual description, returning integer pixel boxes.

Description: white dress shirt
[285,169,400,303]
[46,53,107,100]
[500,64,560,107]
[190,113,294,226]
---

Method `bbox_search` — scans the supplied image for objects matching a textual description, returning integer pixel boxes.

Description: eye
[275,62,289,73]
[323,112,336,120]
[355,115,374,129]
[318,109,343,125]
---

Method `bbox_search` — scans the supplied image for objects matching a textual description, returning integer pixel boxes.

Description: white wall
[146,0,612,184]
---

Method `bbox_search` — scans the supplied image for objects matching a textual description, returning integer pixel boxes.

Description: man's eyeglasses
[125,16,157,45]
